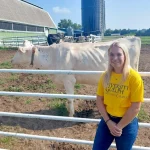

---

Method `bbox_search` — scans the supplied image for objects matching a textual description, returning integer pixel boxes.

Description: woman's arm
[96,95,109,121]
[96,95,122,136]
[117,102,141,129]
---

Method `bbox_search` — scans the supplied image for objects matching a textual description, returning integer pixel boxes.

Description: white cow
[11,36,141,117]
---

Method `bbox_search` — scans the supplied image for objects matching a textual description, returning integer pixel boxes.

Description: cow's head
[11,46,36,66]
[23,40,34,47]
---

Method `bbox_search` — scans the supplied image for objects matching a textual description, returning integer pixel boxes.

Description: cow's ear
[18,47,26,53]
[32,46,38,55]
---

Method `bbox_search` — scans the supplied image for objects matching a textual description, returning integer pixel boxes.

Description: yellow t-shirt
[96,68,144,117]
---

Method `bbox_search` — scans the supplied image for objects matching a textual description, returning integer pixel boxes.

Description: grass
[27,76,33,80]
[8,73,19,81]
[74,83,82,89]
[0,137,13,144]
[102,36,122,42]
[140,36,150,45]
[25,99,32,104]
[47,98,68,116]
[102,36,150,45]
[0,47,17,50]
[0,79,5,85]
[0,136,15,147]
[27,84,37,90]
[25,77,56,91]
[26,80,56,91]
[0,61,12,69]
[5,86,24,92]
[46,79,56,89]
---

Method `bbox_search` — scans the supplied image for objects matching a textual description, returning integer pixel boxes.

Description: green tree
[104,28,113,36]
[120,29,128,35]
[72,23,82,30]
[58,19,81,29]
[112,29,120,34]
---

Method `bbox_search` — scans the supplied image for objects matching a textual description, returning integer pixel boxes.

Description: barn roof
[0,0,56,28]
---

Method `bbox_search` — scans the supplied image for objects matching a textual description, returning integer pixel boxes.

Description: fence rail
[0,69,150,76]
[0,112,149,127]
[0,91,150,103]
[0,131,149,150]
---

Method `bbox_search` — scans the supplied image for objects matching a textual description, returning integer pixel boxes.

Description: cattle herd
[47,33,102,45]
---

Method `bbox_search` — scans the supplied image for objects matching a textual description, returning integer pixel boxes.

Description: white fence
[0,35,47,47]
[0,69,150,150]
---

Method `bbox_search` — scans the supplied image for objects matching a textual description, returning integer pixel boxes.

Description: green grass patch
[46,79,56,89]
[102,36,122,42]
[0,61,12,69]
[0,47,17,50]
[27,76,33,80]
[0,136,15,145]
[0,31,45,38]
[0,79,5,85]
[140,36,150,45]
[26,79,56,91]
[27,84,37,90]
[102,36,150,45]
[47,98,68,116]
[138,105,150,122]
[25,99,32,104]
[74,83,82,90]
[8,73,19,81]
[5,86,24,92]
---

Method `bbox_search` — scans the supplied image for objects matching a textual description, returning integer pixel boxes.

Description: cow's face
[23,40,34,47]
[11,46,33,65]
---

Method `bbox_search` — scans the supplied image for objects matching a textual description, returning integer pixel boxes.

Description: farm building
[0,0,57,40]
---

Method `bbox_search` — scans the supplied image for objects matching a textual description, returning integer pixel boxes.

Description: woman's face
[109,46,125,72]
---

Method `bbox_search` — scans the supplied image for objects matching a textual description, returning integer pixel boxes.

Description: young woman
[93,42,144,150]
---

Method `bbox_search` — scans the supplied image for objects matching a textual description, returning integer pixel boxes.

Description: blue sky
[26,0,150,30]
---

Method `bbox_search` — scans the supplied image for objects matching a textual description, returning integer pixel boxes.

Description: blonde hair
[104,42,130,88]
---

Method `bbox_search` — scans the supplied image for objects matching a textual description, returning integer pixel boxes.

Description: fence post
[31,36,33,45]
[2,39,4,48]
[38,36,39,45]
[16,37,18,47]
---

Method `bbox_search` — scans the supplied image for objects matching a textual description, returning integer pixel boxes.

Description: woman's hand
[107,120,122,137]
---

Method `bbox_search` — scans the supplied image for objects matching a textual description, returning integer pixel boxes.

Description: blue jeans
[92,116,139,150]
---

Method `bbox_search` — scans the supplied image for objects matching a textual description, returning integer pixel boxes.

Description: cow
[63,36,74,43]
[11,36,141,117]
[47,33,64,45]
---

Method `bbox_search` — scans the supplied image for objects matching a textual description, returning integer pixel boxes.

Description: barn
[0,0,57,45]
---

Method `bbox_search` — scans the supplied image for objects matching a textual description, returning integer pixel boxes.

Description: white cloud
[52,6,71,14]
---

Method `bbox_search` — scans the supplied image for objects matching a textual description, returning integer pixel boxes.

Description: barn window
[0,21,12,30]
[37,26,44,32]
[13,23,26,31]
[27,25,36,31]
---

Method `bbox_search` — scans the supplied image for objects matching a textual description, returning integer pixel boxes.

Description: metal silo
[81,0,105,36]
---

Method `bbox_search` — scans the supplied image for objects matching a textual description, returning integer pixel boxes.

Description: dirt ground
[0,45,150,150]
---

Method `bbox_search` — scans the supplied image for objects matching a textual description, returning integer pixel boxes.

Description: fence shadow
[0,108,99,131]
